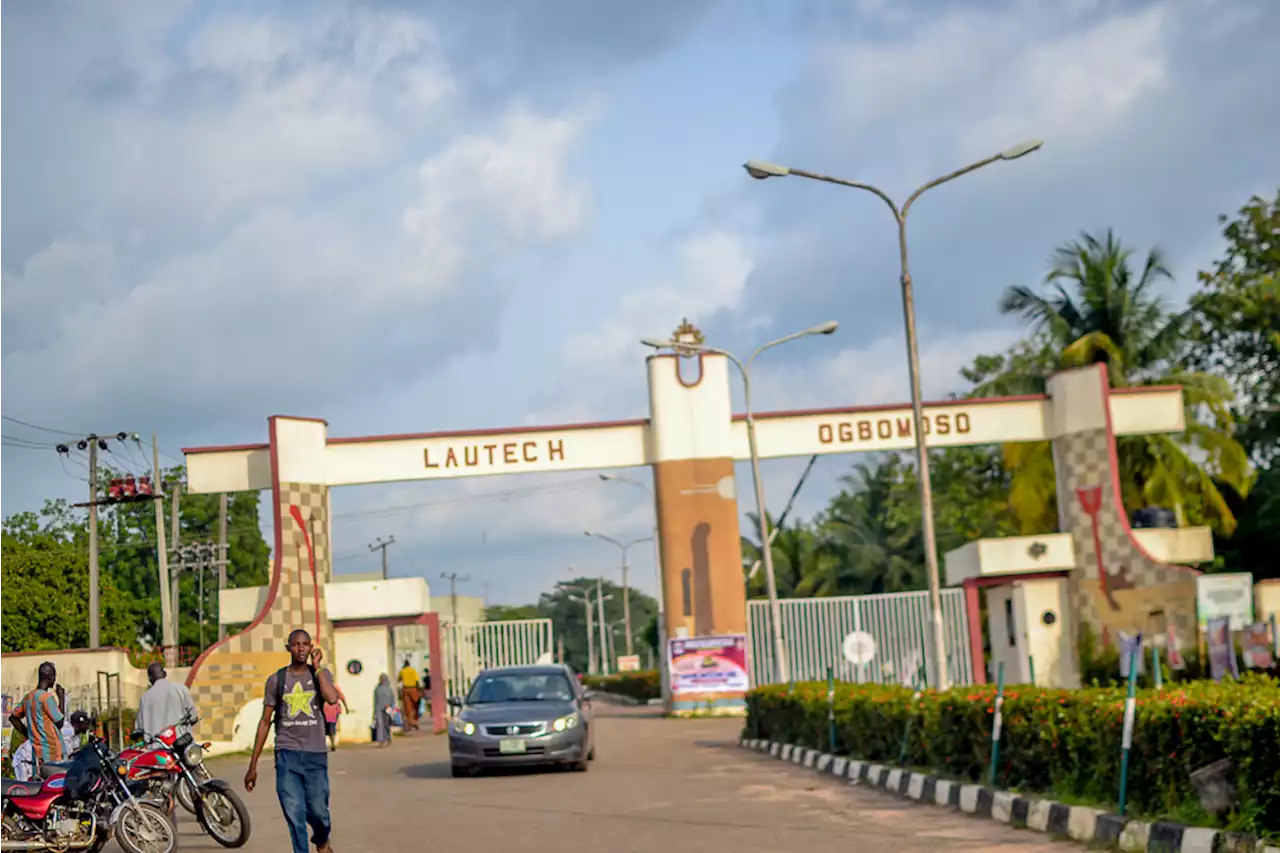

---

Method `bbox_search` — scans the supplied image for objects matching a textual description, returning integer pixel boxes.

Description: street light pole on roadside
[584,531,654,656]
[598,473,669,696]
[741,139,1043,690]
[641,321,840,685]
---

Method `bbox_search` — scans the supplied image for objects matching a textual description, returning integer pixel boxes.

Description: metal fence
[746,589,975,688]
[441,619,555,698]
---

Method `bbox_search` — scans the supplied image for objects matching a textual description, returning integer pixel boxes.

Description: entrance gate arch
[181,321,1199,740]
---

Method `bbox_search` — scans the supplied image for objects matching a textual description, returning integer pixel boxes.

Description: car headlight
[451,719,476,736]
[552,713,579,732]
[183,743,204,765]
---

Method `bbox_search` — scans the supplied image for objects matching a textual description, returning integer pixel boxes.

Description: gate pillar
[646,340,747,712]
[185,417,334,745]
[1048,365,1200,665]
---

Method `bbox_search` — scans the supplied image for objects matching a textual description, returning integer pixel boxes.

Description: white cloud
[566,229,757,369]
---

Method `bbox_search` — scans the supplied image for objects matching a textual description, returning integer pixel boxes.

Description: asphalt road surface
[152,705,1082,853]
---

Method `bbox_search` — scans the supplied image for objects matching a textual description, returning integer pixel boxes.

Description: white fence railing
[746,589,975,687]
[441,619,555,698]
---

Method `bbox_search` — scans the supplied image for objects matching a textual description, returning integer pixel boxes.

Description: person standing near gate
[397,659,421,731]
[244,629,339,853]
[8,662,66,777]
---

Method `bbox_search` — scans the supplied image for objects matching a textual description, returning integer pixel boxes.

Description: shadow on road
[401,761,571,780]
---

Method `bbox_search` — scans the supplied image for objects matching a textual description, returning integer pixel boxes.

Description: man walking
[137,662,198,736]
[244,629,339,853]
[8,662,66,777]
[397,659,421,731]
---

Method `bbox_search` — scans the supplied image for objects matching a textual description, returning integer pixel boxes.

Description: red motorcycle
[1,736,176,853]
[123,712,250,848]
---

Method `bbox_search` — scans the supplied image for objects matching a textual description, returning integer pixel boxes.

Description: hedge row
[743,675,1280,836]
[582,670,660,702]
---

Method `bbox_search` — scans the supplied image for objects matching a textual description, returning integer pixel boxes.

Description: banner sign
[668,634,749,696]
[1205,616,1239,681]
[1196,573,1254,631]
[1241,622,1275,669]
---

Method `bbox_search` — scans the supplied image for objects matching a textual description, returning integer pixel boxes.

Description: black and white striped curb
[739,738,1278,853]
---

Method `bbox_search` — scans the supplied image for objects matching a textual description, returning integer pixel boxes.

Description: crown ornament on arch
[672,317,705,347]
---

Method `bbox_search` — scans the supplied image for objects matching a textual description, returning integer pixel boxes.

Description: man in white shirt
[137,663,198,736]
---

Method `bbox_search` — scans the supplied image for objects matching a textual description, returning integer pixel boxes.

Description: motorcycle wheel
[113,802,177,853]
[195,786,252,848]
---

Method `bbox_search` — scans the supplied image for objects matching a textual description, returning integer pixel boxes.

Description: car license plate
[498,738,526,755]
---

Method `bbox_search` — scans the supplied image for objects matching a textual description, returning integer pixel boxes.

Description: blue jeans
[274,750,330,853]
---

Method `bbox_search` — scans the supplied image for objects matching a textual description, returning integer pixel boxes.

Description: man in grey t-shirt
[244,629,339,853]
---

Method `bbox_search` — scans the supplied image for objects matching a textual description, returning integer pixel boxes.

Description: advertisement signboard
[616,655,641,673]
[667,634,749,696]
[1196,573,1254,631]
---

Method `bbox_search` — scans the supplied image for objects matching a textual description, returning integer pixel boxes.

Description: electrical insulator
[108,479,124,501]
[123,476,137,498]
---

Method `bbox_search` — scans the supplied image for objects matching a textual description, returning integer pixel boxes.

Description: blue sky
[3,0,1278,609]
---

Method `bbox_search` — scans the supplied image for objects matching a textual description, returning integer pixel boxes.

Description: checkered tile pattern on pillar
[187,481,333,743]
[1053,428,1198,643]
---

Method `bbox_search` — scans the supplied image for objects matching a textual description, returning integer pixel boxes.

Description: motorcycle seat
[37,761,74,779]
[1,778,42,798]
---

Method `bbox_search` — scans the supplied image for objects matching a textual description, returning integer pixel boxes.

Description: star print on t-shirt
[282,682,316,718]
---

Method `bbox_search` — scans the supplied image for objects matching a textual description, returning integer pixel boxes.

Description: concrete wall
[333,626,394,743]
[2,648,150,714]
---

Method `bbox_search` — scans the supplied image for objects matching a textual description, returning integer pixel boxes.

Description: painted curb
[737,738,1276,853]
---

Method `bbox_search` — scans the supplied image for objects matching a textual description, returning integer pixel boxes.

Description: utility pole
[217,494,228,640]
[87,436,101,648]
[370,536,396,581]
[153,434,175,665]
[170,483,181,647]
[440,572,469,625]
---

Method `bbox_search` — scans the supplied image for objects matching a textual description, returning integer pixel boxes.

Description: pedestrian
[63,710,94,755]
[397,658,421,731]
[373,675,395,748]
[419,664,432,723]
[322,682,350,752]
[137,662,198,737]
[243,629,339,853]
[8,662,66,777]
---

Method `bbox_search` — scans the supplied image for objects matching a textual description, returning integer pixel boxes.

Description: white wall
[985,586,1020,684]
[334,626,393,743]
[324,578,431,621]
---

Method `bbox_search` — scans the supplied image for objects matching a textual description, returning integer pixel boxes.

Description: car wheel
[587,744,595,761]
[450,763,471,778]
[570,754,589,772]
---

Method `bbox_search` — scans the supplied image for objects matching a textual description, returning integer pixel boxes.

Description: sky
[3,0,1278,609]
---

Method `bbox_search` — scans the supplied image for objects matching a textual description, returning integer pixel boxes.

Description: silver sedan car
[447,664,595,777]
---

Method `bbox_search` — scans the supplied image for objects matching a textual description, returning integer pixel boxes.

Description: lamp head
[743,160,790,180]
[999,139,1043,160]
[640,338,674,349]
[810,320,839,336]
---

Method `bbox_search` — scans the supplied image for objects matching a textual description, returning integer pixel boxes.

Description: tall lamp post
[598,473,668,696]
[584,531,654,656]
[742,139,1043,690]
[641,320,840,685]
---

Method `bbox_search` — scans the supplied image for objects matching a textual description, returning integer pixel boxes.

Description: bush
[583,670,660,702]
[744,675,1280,837]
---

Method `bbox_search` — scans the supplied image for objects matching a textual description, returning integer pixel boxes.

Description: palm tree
[740,513,834,599]
[815,461,921,594]
[974,230,1253,534]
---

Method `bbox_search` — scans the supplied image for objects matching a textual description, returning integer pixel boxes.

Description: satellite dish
[841,631,877,666]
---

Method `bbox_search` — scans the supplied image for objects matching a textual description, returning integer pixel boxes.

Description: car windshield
[467,672,574,704]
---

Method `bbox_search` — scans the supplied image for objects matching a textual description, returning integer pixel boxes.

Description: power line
[0,415,84,436]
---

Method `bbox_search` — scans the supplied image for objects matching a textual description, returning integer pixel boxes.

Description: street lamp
[584,530,653,657]
[641,320,840,684]
[597,473,670,698]
[742,139,1043,690]
[563,578,613,676]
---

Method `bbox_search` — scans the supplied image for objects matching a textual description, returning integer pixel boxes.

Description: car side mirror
[447,696,462,709]
[582,690,596,701]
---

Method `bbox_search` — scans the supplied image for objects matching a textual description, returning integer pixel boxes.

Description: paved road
[153,706,1078,853]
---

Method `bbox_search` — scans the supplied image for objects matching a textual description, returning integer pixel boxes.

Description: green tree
[968,230,1253,534]
[533,578,657,673]
[1185,191,1280,578]
[482,604,543,621]
[740,513,833,599]
[0,527,137,648]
